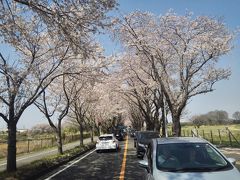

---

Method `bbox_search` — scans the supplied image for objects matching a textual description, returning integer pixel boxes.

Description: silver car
[139,137,240,180]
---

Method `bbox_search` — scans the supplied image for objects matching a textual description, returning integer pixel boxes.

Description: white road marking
[44,149,96,180]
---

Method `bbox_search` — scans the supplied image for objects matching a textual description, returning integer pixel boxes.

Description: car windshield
[156,143,231,172]
[99,136,113,140]
[139,132,159,140]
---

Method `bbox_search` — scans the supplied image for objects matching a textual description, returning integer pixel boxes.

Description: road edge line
[44,149,96,180]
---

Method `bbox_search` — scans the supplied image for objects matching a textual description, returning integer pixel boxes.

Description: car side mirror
[138,160,149,170]
[228,158,236,165]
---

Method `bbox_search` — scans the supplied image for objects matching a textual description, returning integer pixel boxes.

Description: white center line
[44,149,96,180]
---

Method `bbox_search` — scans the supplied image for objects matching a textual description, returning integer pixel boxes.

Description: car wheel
[96,150,100,153]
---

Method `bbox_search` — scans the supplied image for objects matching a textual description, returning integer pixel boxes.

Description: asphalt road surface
[38,136,145,180]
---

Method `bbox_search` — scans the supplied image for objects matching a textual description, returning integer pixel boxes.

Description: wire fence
[0,133,91,159]
[168,127,240,147]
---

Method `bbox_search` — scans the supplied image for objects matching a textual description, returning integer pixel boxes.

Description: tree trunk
[153,109,160,132]
[145,119,154,131]
[161,120,166,137]
[91,125,94,143]
[56,129,63,154]
[172,114,181,137]
[96,125,100,136]
[7,120,17,172]
[161,108,166,137]
[79,122,84,146]
[154,120,161,133]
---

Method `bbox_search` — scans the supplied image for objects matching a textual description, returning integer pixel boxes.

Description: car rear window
[99,136,113,140]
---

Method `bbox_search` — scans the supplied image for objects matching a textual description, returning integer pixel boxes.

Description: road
[0,137,98,172]
[38,136,240,180]
[38,136,145,180]
[1,136,239,179]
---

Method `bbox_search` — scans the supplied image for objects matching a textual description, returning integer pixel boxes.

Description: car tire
[96,150,100,153]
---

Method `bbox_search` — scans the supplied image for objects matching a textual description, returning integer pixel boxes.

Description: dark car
[134,131,139,147]
[130,129,136,137]
[114,129,125,141]
[135,131,160,158]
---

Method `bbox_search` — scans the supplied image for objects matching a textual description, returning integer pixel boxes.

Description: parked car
[139,137,240,180]
[96,134,119,153]
[134,131,139,147]
[114,129,125,141]
[130,129,136,137]
[135,131,160,158]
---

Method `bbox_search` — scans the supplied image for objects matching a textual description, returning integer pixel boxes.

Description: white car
[96,134,119,153]
[139,137,240,180]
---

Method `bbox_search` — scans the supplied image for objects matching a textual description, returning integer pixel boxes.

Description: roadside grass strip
[119,136,128,180]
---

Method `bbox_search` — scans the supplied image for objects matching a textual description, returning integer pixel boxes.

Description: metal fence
[0,133,90,159]
[167,127,240,147]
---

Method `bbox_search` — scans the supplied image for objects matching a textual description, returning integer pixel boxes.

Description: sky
[0,0,240,129]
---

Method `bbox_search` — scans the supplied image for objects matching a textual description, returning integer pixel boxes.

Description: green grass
[181,124,240,132]
[167,124,240,147]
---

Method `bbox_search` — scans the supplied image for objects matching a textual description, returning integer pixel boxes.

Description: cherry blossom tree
[0,0,117,172]
[34,75,76,154]
[114,10,233,136]
[10,0,117,52]
[86,74,126,134]
[0,15,73,171]
[116,53,167,133]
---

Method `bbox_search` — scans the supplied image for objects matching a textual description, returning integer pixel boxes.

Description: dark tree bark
[79,121,84,146]
[172,114,181,137]
[7,120,17,172]
[145,116,155,130]
[56,124,63,154]
[154,120,161,133]
[91,126,94,143]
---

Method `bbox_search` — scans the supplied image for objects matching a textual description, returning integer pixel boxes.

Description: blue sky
[101,0,240,120]
[0,0,240,129]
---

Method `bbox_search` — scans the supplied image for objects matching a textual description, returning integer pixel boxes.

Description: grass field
[181,124,240,132]
[169,124,240,147]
